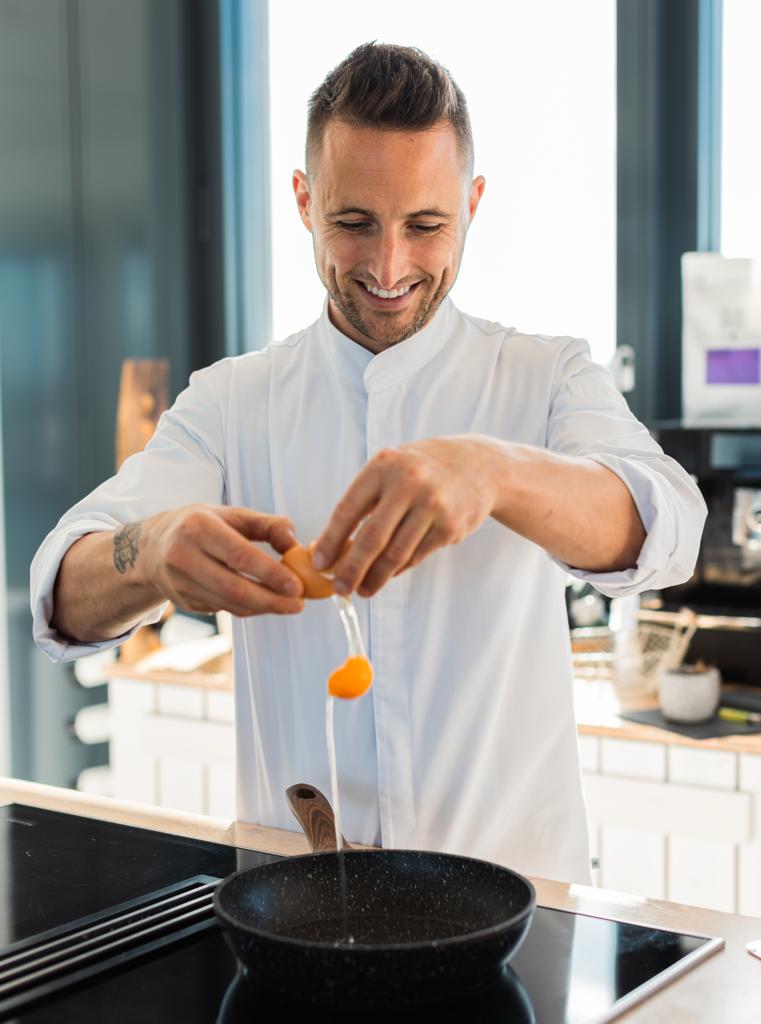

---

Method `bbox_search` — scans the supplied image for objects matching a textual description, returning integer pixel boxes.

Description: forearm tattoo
[113,522,142,574]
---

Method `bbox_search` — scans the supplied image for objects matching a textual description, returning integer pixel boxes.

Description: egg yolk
[328,656,374,700]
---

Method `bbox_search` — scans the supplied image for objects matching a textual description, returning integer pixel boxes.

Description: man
[31,43,705,883]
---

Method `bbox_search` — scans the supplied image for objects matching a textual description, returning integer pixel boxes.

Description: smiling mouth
[355,280,422,306]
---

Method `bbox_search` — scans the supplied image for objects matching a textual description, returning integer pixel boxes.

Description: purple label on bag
[706,348,760,385]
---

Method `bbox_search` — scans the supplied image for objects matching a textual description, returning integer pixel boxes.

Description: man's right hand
[143,505,305,616]
[51,505,305,645]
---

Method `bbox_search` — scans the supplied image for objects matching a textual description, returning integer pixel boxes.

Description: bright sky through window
[267,1,616,365]
[721,0,761,257]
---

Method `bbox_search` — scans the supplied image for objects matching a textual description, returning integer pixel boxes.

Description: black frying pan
[213,784,535,1007]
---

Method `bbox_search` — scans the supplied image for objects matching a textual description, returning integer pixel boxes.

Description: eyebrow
[328,206,452,219]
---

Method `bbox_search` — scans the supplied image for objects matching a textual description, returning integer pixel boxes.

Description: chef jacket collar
[319,295,455,395]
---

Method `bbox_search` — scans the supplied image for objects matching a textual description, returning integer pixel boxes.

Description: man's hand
[311,438,498,597]
[311,434,647,600]
[144,505,305,616]
[52,505,306,644]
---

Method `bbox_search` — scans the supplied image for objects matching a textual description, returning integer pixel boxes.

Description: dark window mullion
[617,0,722,426]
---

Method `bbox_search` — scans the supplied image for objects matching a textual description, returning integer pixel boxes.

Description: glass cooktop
[0,804,722,1022]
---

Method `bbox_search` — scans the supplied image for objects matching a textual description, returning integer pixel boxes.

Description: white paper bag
[682,253,761,425]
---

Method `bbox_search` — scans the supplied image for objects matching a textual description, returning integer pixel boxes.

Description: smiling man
[31,43,705,883]
[295,114,481,352]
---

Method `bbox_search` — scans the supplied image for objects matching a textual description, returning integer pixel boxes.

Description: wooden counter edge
[105,659,761,755]
[0,775,756,929]
[3,777,761,1021]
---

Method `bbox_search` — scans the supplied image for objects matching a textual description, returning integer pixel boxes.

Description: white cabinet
[108,678,236,819]
[581,734,761,915]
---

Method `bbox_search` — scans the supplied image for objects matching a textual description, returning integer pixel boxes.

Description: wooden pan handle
[286,783,354,853]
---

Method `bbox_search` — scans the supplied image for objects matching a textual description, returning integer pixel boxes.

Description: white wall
[267,0,616,364]
[721,0,761,256]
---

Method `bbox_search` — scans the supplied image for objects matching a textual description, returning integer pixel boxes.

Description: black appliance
[652,424,761,684]
[0,803,722,1022]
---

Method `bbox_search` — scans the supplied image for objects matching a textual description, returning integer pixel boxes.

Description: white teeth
[363,282,411,299]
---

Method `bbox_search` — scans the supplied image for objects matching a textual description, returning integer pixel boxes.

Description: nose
[368,229,411,290]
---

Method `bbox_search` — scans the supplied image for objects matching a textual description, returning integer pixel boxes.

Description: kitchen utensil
[571,607,699,691]
[719,706,761,724]
[213,785,535,1007]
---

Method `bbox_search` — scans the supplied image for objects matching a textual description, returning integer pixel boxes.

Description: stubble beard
[324,269,451,349]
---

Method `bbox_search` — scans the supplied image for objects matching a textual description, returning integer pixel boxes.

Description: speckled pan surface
[214,849,535,1006]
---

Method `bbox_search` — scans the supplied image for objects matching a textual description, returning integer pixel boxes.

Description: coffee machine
[650,424,761,685]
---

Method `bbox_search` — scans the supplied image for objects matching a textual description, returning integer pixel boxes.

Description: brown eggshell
[281,540,351,600]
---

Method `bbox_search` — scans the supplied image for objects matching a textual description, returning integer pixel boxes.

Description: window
[721,0,761,256]
[267,1,616,364]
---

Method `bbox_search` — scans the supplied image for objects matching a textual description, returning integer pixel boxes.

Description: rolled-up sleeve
[30,363,229,661]
[545,338,707,597]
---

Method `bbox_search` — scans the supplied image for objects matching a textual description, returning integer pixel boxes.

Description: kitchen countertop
[108,649,233,690]
[1,776,759,1022]
[573,677,761,754]
[108,653,761,755]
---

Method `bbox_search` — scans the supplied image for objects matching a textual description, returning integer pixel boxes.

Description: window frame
[617,0,723,426]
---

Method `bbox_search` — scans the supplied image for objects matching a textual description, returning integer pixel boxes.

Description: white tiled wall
[108,676,761,916]
[582,734,761,915]
[108,678,236,819]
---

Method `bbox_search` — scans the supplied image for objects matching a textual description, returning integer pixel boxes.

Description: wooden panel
[115,359,169,470]
[583,774,751,843]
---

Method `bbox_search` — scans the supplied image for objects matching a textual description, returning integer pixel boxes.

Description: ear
[468,175,486,224]
[293,170,313,232]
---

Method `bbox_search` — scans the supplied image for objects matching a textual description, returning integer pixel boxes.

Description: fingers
[162,507,304,602]
[328,489,412,595]
[311,465,381,572]
[219,506,298,554]
[208,528,304,597]
[160,507,307,610]
[168,549,304,617]
[399,524,450,572]
[355,506,435,596]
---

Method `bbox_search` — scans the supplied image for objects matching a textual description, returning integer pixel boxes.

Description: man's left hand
[311,437,497,597]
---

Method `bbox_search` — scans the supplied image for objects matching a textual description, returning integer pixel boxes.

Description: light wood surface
[1,777,759,1021]
[107,651,233,691]
[574,677,761,755]
[106,652,761,756]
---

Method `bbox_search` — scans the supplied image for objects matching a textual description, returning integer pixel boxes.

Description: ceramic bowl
[657,665,721,723]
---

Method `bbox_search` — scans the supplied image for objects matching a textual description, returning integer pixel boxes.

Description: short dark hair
[306,42,474,177]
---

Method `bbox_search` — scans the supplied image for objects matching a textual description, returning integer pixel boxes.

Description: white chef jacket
[30,297,706,883]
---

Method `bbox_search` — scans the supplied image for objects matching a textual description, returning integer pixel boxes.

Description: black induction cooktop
[0,804,722,1022]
